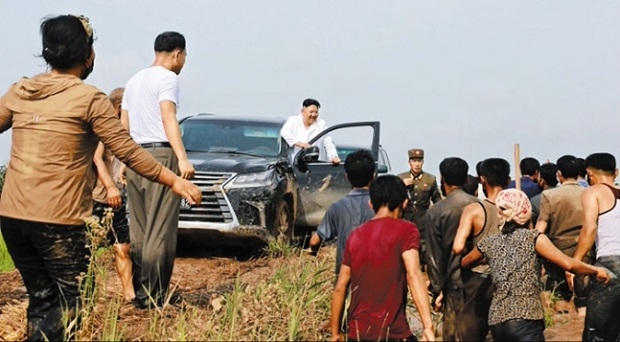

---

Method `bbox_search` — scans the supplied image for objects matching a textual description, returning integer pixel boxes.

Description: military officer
[398,148,442,267]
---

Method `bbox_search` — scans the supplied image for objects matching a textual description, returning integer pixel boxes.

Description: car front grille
[179,172,234,223]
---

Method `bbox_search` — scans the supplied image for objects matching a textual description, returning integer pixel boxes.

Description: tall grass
[0,231,14,272]
[34,217,337,341]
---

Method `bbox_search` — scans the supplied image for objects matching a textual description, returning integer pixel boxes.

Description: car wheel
[274,199,294,243]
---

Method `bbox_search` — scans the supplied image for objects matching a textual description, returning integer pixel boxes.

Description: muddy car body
[178,114,381,240]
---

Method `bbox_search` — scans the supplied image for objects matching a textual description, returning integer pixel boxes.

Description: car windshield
[180,119,282,157]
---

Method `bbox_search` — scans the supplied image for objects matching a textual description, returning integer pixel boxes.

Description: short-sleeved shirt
[537,182,584,252]
[316,188,374,275]
[122,66,180,144]
[342,217,420,341]
[477,229,543,326]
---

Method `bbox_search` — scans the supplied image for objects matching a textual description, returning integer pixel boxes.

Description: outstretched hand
[171,177,202,205]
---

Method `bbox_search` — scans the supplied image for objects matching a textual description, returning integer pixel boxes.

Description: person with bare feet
[92,87,135,302]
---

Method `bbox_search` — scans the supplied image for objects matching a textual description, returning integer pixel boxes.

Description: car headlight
[224,170,273,189]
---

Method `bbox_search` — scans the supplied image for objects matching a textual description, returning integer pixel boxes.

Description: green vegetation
[0,232,14,272]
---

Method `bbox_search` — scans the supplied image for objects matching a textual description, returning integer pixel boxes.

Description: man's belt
[140,142,171,148]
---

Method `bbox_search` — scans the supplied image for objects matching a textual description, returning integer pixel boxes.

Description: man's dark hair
[463,175,480,196]
[439,157,469,186]
[344,149,375,188]
[538,163,558,187]
[154,31,186,52]
[302,98,320,108]
[520,157,540,177]
[576,157,587,178]
[556,155,579,180]
[585,153,616,174]
[480,158,511,187]
[475,161,483,177]
[40,15,93,70]
[369,175,408,213]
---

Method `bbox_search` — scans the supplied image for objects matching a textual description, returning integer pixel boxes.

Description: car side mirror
[296,146,320,173]
[377,165,388,174]
[300,146,320,163]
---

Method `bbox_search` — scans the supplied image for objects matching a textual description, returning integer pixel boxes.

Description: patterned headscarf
[495,189,532,227]
[69,14,93,40]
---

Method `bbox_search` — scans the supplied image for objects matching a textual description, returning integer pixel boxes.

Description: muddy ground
[0,234,585,341]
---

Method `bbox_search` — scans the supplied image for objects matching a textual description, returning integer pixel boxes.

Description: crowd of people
[318,149,620,341]
[0,13,619,342]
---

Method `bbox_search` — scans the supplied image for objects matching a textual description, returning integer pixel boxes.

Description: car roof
[182,113,286,125]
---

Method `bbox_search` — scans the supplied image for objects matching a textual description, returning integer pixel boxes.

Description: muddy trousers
[442,273,493,341]
[126,146,180,307]
[0,217,89,341]
[583,256,620,341]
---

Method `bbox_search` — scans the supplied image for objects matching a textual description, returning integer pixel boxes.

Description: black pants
[490,319,545,341]
[0,217,89,341]
[583,256,620,341]
[126,146,180,307]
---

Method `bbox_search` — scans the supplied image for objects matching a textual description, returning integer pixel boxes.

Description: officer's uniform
[397,148,442,267]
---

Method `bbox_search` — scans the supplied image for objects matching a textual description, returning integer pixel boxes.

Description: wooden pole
[514,143,521,190]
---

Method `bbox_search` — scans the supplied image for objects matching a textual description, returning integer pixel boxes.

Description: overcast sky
[1,1,619,178]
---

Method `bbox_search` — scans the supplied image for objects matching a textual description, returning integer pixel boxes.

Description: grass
[0,231,14,272]
[0,208,339,340]
[0,212,432,341]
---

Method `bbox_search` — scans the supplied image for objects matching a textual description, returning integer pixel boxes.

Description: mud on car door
[293,121,380,227]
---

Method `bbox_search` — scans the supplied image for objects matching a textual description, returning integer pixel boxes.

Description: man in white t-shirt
[280,98,340,165]
[120,31,194,309]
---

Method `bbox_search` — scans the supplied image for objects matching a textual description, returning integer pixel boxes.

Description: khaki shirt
[0,73,162,225]
[537,182,584,251]
[397,170,441,219]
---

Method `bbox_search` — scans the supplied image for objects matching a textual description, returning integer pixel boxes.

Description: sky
[1,1,619,178]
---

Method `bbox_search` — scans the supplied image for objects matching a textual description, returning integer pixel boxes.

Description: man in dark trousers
[452,158,511,341]
[398,148,441,268]
[425,157,479,341]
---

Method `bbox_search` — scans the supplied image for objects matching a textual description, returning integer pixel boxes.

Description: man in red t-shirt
[330,175,435,341]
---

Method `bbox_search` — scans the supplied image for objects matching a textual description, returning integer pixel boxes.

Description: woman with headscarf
[0,15,201,340]
[461,189,611,341]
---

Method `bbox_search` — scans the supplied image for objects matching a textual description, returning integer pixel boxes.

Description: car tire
[274,199,294,244]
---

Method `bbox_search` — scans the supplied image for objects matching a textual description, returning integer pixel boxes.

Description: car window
[181,120,282,157]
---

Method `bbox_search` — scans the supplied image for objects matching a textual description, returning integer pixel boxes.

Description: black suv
[178,113,382,241]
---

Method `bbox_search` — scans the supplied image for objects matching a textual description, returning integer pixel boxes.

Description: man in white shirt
[120,31,194,309]
[280,98,341,165]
